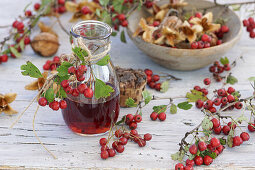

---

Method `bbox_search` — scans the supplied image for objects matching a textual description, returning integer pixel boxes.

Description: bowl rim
[126,1,242,53]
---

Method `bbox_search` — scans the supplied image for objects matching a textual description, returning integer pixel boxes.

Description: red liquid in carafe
[62,94,120,135]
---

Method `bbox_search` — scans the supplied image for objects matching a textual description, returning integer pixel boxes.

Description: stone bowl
[126,0,242,71]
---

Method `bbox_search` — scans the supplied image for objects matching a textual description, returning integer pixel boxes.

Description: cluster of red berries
[150,112,166,121]
[195,85,242,113]
[100,113,152,159]
[209,61,231,82]
[144,0,154,8]
[38,97,67,111]
[175,137,224,169]
[34,0,67,14]
[60,65,94,98]
[144,69,162,91]
[43,56,61,71]
[215,25,229,39]
[243,17,255,38]
[112,13,129,30]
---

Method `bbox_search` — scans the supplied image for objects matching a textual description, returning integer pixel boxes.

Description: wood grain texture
[0,0,255,169]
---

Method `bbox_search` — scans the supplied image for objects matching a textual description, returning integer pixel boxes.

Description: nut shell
[31,32,59,57]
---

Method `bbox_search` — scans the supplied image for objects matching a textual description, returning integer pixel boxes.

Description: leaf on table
[170,103,177,114]
[125,98,137,107]
[171,150,184,161]
[116,115,126,125]
[186,90,208,102]
[94,78,114,99]
[220,57,229,65]
[201,116,213,131]
[227,128,234,147]
[0,93,18,115]
[142,90,152,105]
[203,150,217,159]
[10,47,21,58]
[226,75,238,85]
[153,105,167,113]
[177,101,192,110]
[96,55,110,66]
[160,81,169,93]
[111,32,117,36]
[25,72,48,90]
[120,30,127,43]
[21,61,43,78]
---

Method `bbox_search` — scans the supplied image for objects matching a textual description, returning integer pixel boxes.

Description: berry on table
[144,69,153,76]
[198,141,207,151]
[235,102,243,109]
[118,14,126,21]
[38,97,47,106]
[155,83,161,91]
[108,148,116,157]
[248,123,255,132]
[116,144,125,153]
[126,114,134,124]
[186,159,195,167]
[129,122,137,130]
[158,112,166,121]
[150,112,158,121]
[175,163,184,170]
[51,101,60,111]
[189,144,198,155]
[227,94,235,103]
[194,86,201,91]
[84,88,93,98]
[240,132,250,141]
[191,42,198,49]
[115,129,123,138]
[194,156,203,166]
[134,115,142,123]
[34,3,41,10]
[227,87,235,94]
[152,75,160,82]
[78,83,87,93]
[81,6,92,15]
[144,133,152,141]
[213,98,221,106]
[101,150,109,159]
[223,125,231,135]
[203,78,211,85]
[210,137,220,148]
[201,88,208,95]
[195,99,204,109]
[211,118,220,128]
[203,155,213,165]
[214,126,222,134]
[119,137,128,145]
[233,136,243,146]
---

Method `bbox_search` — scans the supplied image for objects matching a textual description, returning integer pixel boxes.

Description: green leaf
[57,61,72,77]
[220,137,226,145]
[232,91,241,98]
[40,0,53,15]
[31,16,41,27]
[160,81,169,93]
[45,88,55,103]
[188,154,196,160]
[59,87,67,98]
[227,75,238,85]
[204,150,217,159]
[116,115,125,125]
[94,78,114,99]
[220,57,229,65]
[21,61,43,78]
[72,47,88,63]
[248,77,255,82]
[99,0,109,6]
[101,11,111,25]
[186,90,208,102]
[111,32,117,36]
[201,116,213,131]
[10,47,21,58]
[96,55,110,66]
[120,30,127,43]
[177,102,192,110]
[153,105,167,113]
[227,128,234,148]
[113,0,124,13]
[142,90,152,105]
[125,98,137,107]
[171,150,185,161]
[19,39,25,51]
[23,2,32,12]
[170,104,177,114]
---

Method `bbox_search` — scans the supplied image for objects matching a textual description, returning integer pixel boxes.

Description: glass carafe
[61,21,120,136]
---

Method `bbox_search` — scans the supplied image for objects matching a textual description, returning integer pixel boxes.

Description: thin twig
[56,16,69,36]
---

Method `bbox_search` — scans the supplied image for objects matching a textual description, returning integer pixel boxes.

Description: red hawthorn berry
[216,39,222,45]
[240,132,250,141]
[175,163,184,170]
[211,118,220,128]
[155,83,161,91]
[125,114,134,124]
[50,64,57,70]
[12,20,19,28]
[134,115,142,123]
[189,144,198,155]
[34,3,41,10]
[204,100,213,110]
[250,31,255,38]
[108,149,116,157]
[144,133,152,141]
[210,137,220,148]
[118,14,126,21]
[59,100,67,109]
[121,20,128,27]
[129,122,137,130]
[248,17,255,25]
[207,144,216,152]
[150,112,158,121]
[72,88,79,97]
[209,66,216,73]
[152,75,160,82]
[198,141,207,151]
[186,159,195,167]
[209,107,216,113]
[84,88,93,98]
[233,136,243,146]
[221,25,229,33]
[144,69,153,76]
[115,129,123,138]
[158,112,166,121]
[25,10,32,17]
[51,101,60,111]
[191,42,198,49]
[130,129,138,136]
[194,86,201,91]
[197,41,204,49]
[224,64,231,71]
[116,144,125,153]
[101,150,109,159]
[38,97,48,106]
[99,138,107,146]
[203,78,211,85]
[222,125,231,135]
[24,36,30,45]
[81,6,92,15]
[145,0,153,8]
[195,99,204,109]
[216,145,224,153]
[153,21,160,27]
[235,102,243,109]
[101,145,108,151]
[227,95,235,103]
[195,12,202,19]
[65,86,73,94]
[16,22,24,31]
[61,80,69,88]
[1,54,8,62]
[204,155,213,166]
[147,75,152,83]
[248,123,255,132]
[137,139,146,147]
[119,137,128,145]
[214,126,222,134]
[194,156,203,166]
[149,82,156,88]
[77,83,87,94]
[221,97,228,105]
[204,42,210,48]
[227,87,235,94]
[58,0,65,5]
[201,34,211,42]
[123,132,130,139]
[112,141,118,149]
[201,88,208,95]
[243,19,249,27]
[78,65,87,73]
[213,98,221,106]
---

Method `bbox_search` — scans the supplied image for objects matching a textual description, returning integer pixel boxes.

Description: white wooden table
[1,0,255,169]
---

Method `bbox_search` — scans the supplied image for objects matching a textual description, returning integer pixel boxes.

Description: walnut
[31,32,59,57]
